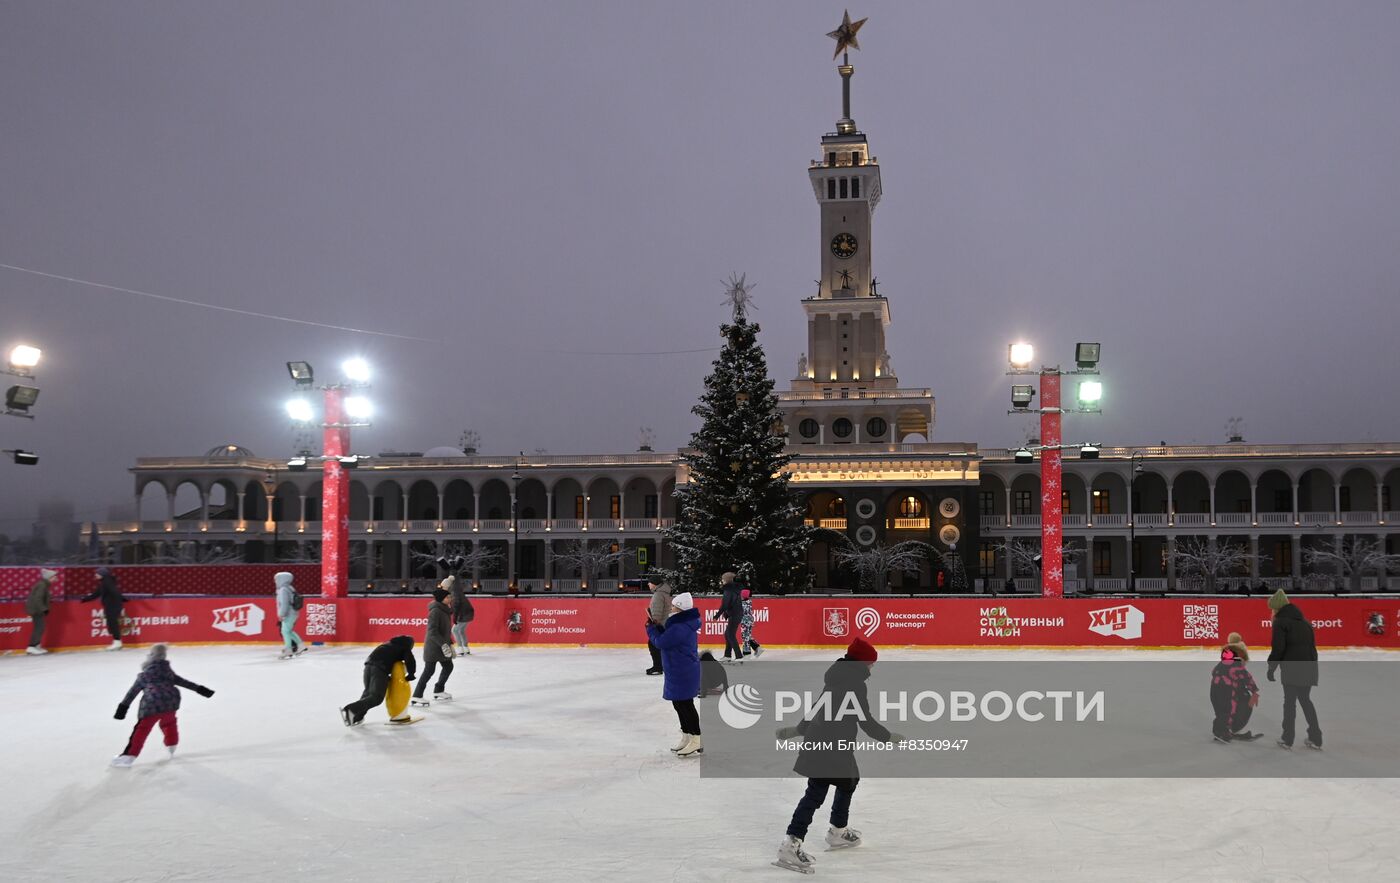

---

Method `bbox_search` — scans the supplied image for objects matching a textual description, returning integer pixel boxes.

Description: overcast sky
[3,0,1400,529]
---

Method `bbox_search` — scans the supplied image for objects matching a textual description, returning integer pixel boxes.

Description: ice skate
[294,645,309,657]
[341,707,362,728]
[670,732,690,753]
[106,640,123,651]
[752,645,764,658]
[1212,734,1230,744]
[25,646,47,655]
[676,734,703,757]
[645,667,662,676]
[1276,739,1292,750]
[166,746,177,759]
[278,649,293,660]
[411,696,431,708]
[110,755,135,768]
[1232,731,1264,741]
[432,691,452,702]
[825,826,862,850]
[1305,740,1323,751]
[773,835,815,874]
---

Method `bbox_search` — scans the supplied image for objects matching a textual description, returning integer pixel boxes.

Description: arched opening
[1256,470,1293,514]
[172,481,203,521]
[586,477,622,521]
[1214,470,1252,521]
[478,479,512,522]
[1171,471,1210,515]
[443,479,474,521]
[370,481,404,522]
[1339,467,1379,513]
[1297,468,1336,520]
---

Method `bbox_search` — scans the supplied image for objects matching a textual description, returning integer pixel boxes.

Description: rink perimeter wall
[4,592,1400,653]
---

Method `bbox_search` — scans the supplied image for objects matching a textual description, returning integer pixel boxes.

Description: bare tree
[1171,537,1256,592]
[995,538,1086,578]
[410,542,505,579]
[822,531,936,594]
[147,544,245,565]
[553,540,631,588]
[1303,537,1400,593]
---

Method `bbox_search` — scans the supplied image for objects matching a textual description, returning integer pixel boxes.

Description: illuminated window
[1092,490,1111,515]
[826,498,846,517]
[979,542,997,578]
[978,491,994,515]
[574,496,585,519]
[610,496,620,519]
[1062,490,1072,513]
[898,496,925,517]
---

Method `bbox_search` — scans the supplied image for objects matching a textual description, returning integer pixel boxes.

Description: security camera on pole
[284,358,373,598]
[1006,342,1102,598]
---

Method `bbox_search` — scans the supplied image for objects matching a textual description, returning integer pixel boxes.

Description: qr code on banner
[1183,604,1219,640]
[305,603,337,637]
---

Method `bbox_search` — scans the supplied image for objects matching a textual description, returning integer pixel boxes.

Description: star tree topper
[827,9,868,59]
[723,272,757,320]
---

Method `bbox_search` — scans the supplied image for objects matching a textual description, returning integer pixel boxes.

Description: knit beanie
[143,643,168,669]
[672,592,694,611]
[40,568,57,580]
[439,574,456,590]
[741,588,751,600]
[1267,588,1290,612]
[1225,631,1249,661]
[847,637,878,663]
[432,588,449,603]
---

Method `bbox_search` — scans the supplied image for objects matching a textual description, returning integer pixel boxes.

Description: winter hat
[143,643,168,669]
[439,575,456,590]
[40,568,57,580]
[1220,647,1236,662]
[1225,631,1249,661]
[846,637,878,663]
[741,588,751,600]
[1267,588,1290,612]
[672,592,695,611]
[432,588,449,603]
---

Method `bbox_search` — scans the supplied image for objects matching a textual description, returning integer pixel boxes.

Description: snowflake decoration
[1048,566,1063,581]
[1046,523,1059,537]
[723,272,757,320]
[1042,492,1052,504]
[1046,478,1059,490]
[1049,453,1061,468]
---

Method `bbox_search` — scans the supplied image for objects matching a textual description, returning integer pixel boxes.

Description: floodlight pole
[320,387,351,598]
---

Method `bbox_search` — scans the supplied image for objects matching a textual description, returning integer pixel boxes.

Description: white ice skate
[1305,740,1323,751]
[106,640,123,651]
[410,696,431,708]
[676,735,703,757]
[25,646,47,655]
[166,746,177,759]
[752,646,764,658]
[278,650,293,660]
[670,732,690,753]
[294,645,309,657]
[432,692,452,702]
[110,755,135,768]
[341,707,363,728]
[825,826,862,850]
[773,836,815,875]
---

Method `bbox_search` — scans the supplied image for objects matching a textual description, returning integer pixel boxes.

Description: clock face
[830,232,858,259]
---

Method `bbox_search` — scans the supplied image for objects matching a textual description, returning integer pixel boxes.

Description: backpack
[290,591,304,611]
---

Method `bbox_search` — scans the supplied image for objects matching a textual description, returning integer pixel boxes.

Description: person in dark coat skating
[1266,589,1322,750]
[111,643,214,767]
[82,566,126,650]
[341,635,416,726]
[645,592,703,756]
[711,571,744,660]
[773,637,895,873]
[412,589,456,707]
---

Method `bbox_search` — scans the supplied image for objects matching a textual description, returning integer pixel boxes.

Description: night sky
[4,1,1400,530]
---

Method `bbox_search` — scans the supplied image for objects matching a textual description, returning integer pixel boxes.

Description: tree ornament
[730,461,742,472]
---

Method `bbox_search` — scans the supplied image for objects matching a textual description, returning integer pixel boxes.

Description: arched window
[826,498,847,517]
[899,495,925,517]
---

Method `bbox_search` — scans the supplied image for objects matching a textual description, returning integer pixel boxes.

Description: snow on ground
[2,645,1397,882]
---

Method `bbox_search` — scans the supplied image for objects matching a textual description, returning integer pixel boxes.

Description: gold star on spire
[827,9,867,60]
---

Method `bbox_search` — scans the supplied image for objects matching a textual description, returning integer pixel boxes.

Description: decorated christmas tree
[664,276,813,595]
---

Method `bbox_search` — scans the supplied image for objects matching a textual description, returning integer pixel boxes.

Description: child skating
[774,637,893,874]
[340,635,417,726]
[740,588,763,657]
[111,644,215,767]
[1210,631,1261,742]
[447,575,474,656]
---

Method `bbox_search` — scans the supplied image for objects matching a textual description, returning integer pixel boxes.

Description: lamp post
[260,471,280,563]
[1129,452,1144,591]
[1006,342,1102,598]
[510,457,522,592]
[283,359,372,598]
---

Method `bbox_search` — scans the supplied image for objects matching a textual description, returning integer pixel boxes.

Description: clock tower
[784,22,935,444]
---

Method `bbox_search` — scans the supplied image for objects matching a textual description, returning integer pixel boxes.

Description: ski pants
[787,777,859,840]
[280,615,303,652]
[451,622,469,650]
[124,711,178,757]
[723,619,742,657]
[1281,684,1322,747]
[345,664,390,720]
[413,656,454,698]
[28,613,45,648]
[647,638,662,671]
[104,611,122,640]
[1213,701,1254,740]
[742,621,760,653]
[672,699,701,736]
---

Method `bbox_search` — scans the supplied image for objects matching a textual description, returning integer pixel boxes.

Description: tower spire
[826,11,867,135]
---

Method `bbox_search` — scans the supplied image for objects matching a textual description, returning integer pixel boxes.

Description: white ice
[2,646,1397,882]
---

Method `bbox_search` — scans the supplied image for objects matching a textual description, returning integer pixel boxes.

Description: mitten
[441,643,452,658]
[114,703,129,720]
[1266,667,1276,682]
[195,686,214,698]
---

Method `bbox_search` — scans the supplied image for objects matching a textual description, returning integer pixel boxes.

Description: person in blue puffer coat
[645,592,703,757]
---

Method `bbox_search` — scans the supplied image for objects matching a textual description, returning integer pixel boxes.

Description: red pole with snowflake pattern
[1039,371,1063,598]
[320,388,350,598]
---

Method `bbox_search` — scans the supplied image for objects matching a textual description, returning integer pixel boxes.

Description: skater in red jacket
[111,644,214,767]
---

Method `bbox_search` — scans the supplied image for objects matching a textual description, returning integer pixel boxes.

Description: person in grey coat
[412,588,456,706]
[645,579,672,675]
[274,571,306,659]
[26,568,56,655]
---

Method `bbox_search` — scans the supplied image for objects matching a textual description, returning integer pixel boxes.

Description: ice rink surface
[2,645,1397,883]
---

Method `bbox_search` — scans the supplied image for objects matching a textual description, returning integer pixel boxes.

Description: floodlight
[343,396,372,420]
[287,456,309,472]
[6,449,38,465]
[342,358,371,383]
[6,384,39,411]
[1075,342,1101,370]
[1079,445,1100,460]
[286,398,315,423]
[1008,342,1034,369]
[1013,447,1035,464]
[8,345,41,370]
[1077,380,1103,405]
[338,455,360,469]
[1011,384,1035,410]
[286,361,314,387]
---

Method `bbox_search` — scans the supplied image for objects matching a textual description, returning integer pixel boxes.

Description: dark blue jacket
[120,660,207,718]
[646,608,701,701]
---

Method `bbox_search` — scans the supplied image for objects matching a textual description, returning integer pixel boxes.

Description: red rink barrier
[4,595,1399,653]
[0,564,320,602]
